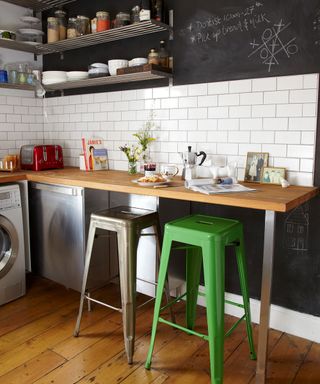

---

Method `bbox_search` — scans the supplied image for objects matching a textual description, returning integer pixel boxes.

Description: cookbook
[81,136,109,171]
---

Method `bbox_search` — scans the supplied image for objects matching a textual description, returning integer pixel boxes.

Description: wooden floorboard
[0,274,319,384]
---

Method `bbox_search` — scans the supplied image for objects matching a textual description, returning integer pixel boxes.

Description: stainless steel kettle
[180,146,207,180]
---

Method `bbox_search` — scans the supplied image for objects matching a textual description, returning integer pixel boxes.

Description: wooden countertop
[0,168,318,212]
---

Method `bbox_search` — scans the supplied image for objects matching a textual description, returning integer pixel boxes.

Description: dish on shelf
[17,28,44,37]
[66,71,88,81]
[20,16,41,24]
[129,57,148,67]
[108,59,128,76]
[22,41,41,45]
[42,79,67,85]
[0,30,16,40]
[42,71,67,84]
[88,63,109,78]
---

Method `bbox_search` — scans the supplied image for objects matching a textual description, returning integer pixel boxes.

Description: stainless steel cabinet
[29,182,109,291]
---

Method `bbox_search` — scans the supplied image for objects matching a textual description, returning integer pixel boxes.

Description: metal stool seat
[74,205,172,364]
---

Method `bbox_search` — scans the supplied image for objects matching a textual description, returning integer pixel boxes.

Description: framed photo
[244,152,269,182]
[261,167,286,185]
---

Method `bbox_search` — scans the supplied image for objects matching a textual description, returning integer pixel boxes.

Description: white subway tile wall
[0,89,44,157]
[0,74,318,186]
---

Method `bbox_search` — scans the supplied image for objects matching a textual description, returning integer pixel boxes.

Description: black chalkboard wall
[173,0,320,84]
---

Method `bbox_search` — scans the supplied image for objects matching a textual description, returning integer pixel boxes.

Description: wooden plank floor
[0,274,320,384]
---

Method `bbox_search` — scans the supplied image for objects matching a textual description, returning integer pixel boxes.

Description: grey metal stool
[74,205,173,364]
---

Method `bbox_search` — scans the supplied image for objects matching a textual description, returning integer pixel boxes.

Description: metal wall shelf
[0,83,35,91]
[0,21,171,56]
[37,20,171,55]
[3,0,76,11]
[44,69,172,92]
[0,39,38,54]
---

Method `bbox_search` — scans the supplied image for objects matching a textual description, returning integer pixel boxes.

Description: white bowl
[66,71,88,81]
[108,59,128,76]
[129,57,148,67]
[43,71,67,78]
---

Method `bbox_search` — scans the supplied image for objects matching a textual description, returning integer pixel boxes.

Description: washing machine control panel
[0,189,21,210]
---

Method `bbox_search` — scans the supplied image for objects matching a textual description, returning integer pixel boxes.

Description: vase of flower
[119,144,141,175]
[128,161,137,175]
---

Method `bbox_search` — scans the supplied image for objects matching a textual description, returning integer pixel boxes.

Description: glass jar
[114,12,131,28]
[91,17,97,33]
[131,5,140,24]
[159,40,169,67]
[54,9,67,40]
[67,17,77,38]
[76,15,90,36]
[148,49,159,65]
[47,17,59,43]
[96,11,110,32]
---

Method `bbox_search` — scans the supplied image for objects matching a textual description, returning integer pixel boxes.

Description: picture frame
[261,167,286,185]
[244,152,269,182]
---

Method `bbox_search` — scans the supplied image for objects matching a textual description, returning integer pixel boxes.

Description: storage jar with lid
[148,49,159,65]
[114,12,131,28]
[54,9,67,40]
[96,11,110,32]
[67,17,77,38]
[159,40,169,67]
[76,15,90,35]
[47,17,59,43]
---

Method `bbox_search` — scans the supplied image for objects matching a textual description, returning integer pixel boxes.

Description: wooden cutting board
[116,63,172,75]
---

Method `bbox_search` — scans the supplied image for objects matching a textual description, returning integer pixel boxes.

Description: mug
[160,164,179,180]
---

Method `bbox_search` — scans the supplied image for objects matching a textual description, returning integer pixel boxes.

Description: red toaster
[20,145,64,171]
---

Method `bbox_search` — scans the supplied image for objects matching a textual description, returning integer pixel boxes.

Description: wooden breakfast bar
[0,168,318,383]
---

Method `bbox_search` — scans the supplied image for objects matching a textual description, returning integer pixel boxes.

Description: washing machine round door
[0,215,19,278]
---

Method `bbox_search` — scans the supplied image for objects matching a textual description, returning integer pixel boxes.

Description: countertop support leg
[256,210,276,384]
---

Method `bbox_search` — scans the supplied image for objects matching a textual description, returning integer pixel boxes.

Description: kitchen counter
[0,167,317,213]
[1,166,318,384]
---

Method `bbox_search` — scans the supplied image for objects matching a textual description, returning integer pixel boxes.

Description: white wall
[43,73,319,186]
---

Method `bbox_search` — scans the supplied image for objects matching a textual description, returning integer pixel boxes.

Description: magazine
[81,137,108,171]
[185,179,256,195]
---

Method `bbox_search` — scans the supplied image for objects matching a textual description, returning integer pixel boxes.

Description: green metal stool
[145,214,256,383]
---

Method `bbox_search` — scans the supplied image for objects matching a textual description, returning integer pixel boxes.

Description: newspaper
[185,179,256,195]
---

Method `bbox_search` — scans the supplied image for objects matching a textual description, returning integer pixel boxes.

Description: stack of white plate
[42,71,67,85]
[66,71,88,81]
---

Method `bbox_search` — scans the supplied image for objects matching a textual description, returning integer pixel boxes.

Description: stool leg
[186,246,202,330]
[153,222,175,323]
[202,241,225,384]
[235,235,256,360]
[145,234,173,370]
[117,227,138,364]
[74,220,96,337]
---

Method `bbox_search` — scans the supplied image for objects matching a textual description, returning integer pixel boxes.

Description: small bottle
[140,0,151,21]
[148,48,159,65]
[152,0,162,21]
[159,40,169,67]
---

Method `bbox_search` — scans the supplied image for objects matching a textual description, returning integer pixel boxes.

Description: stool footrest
[225,314,246,338]
[158,317,209,341]
[84,295,122,313]
[160,292,187,312]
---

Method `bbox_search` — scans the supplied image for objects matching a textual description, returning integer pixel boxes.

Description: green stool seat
[145,214,256,383]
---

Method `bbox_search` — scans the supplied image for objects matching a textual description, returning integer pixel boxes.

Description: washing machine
[0,184,26,306]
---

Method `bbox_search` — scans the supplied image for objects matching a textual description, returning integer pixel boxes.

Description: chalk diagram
[248,19,298,72]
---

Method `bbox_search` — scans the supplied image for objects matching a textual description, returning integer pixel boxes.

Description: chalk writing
[179,2,270,45]
[313,9,320,46]
[248,20,298,72]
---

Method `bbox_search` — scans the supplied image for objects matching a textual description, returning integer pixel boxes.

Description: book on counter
[81,136,108,171]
